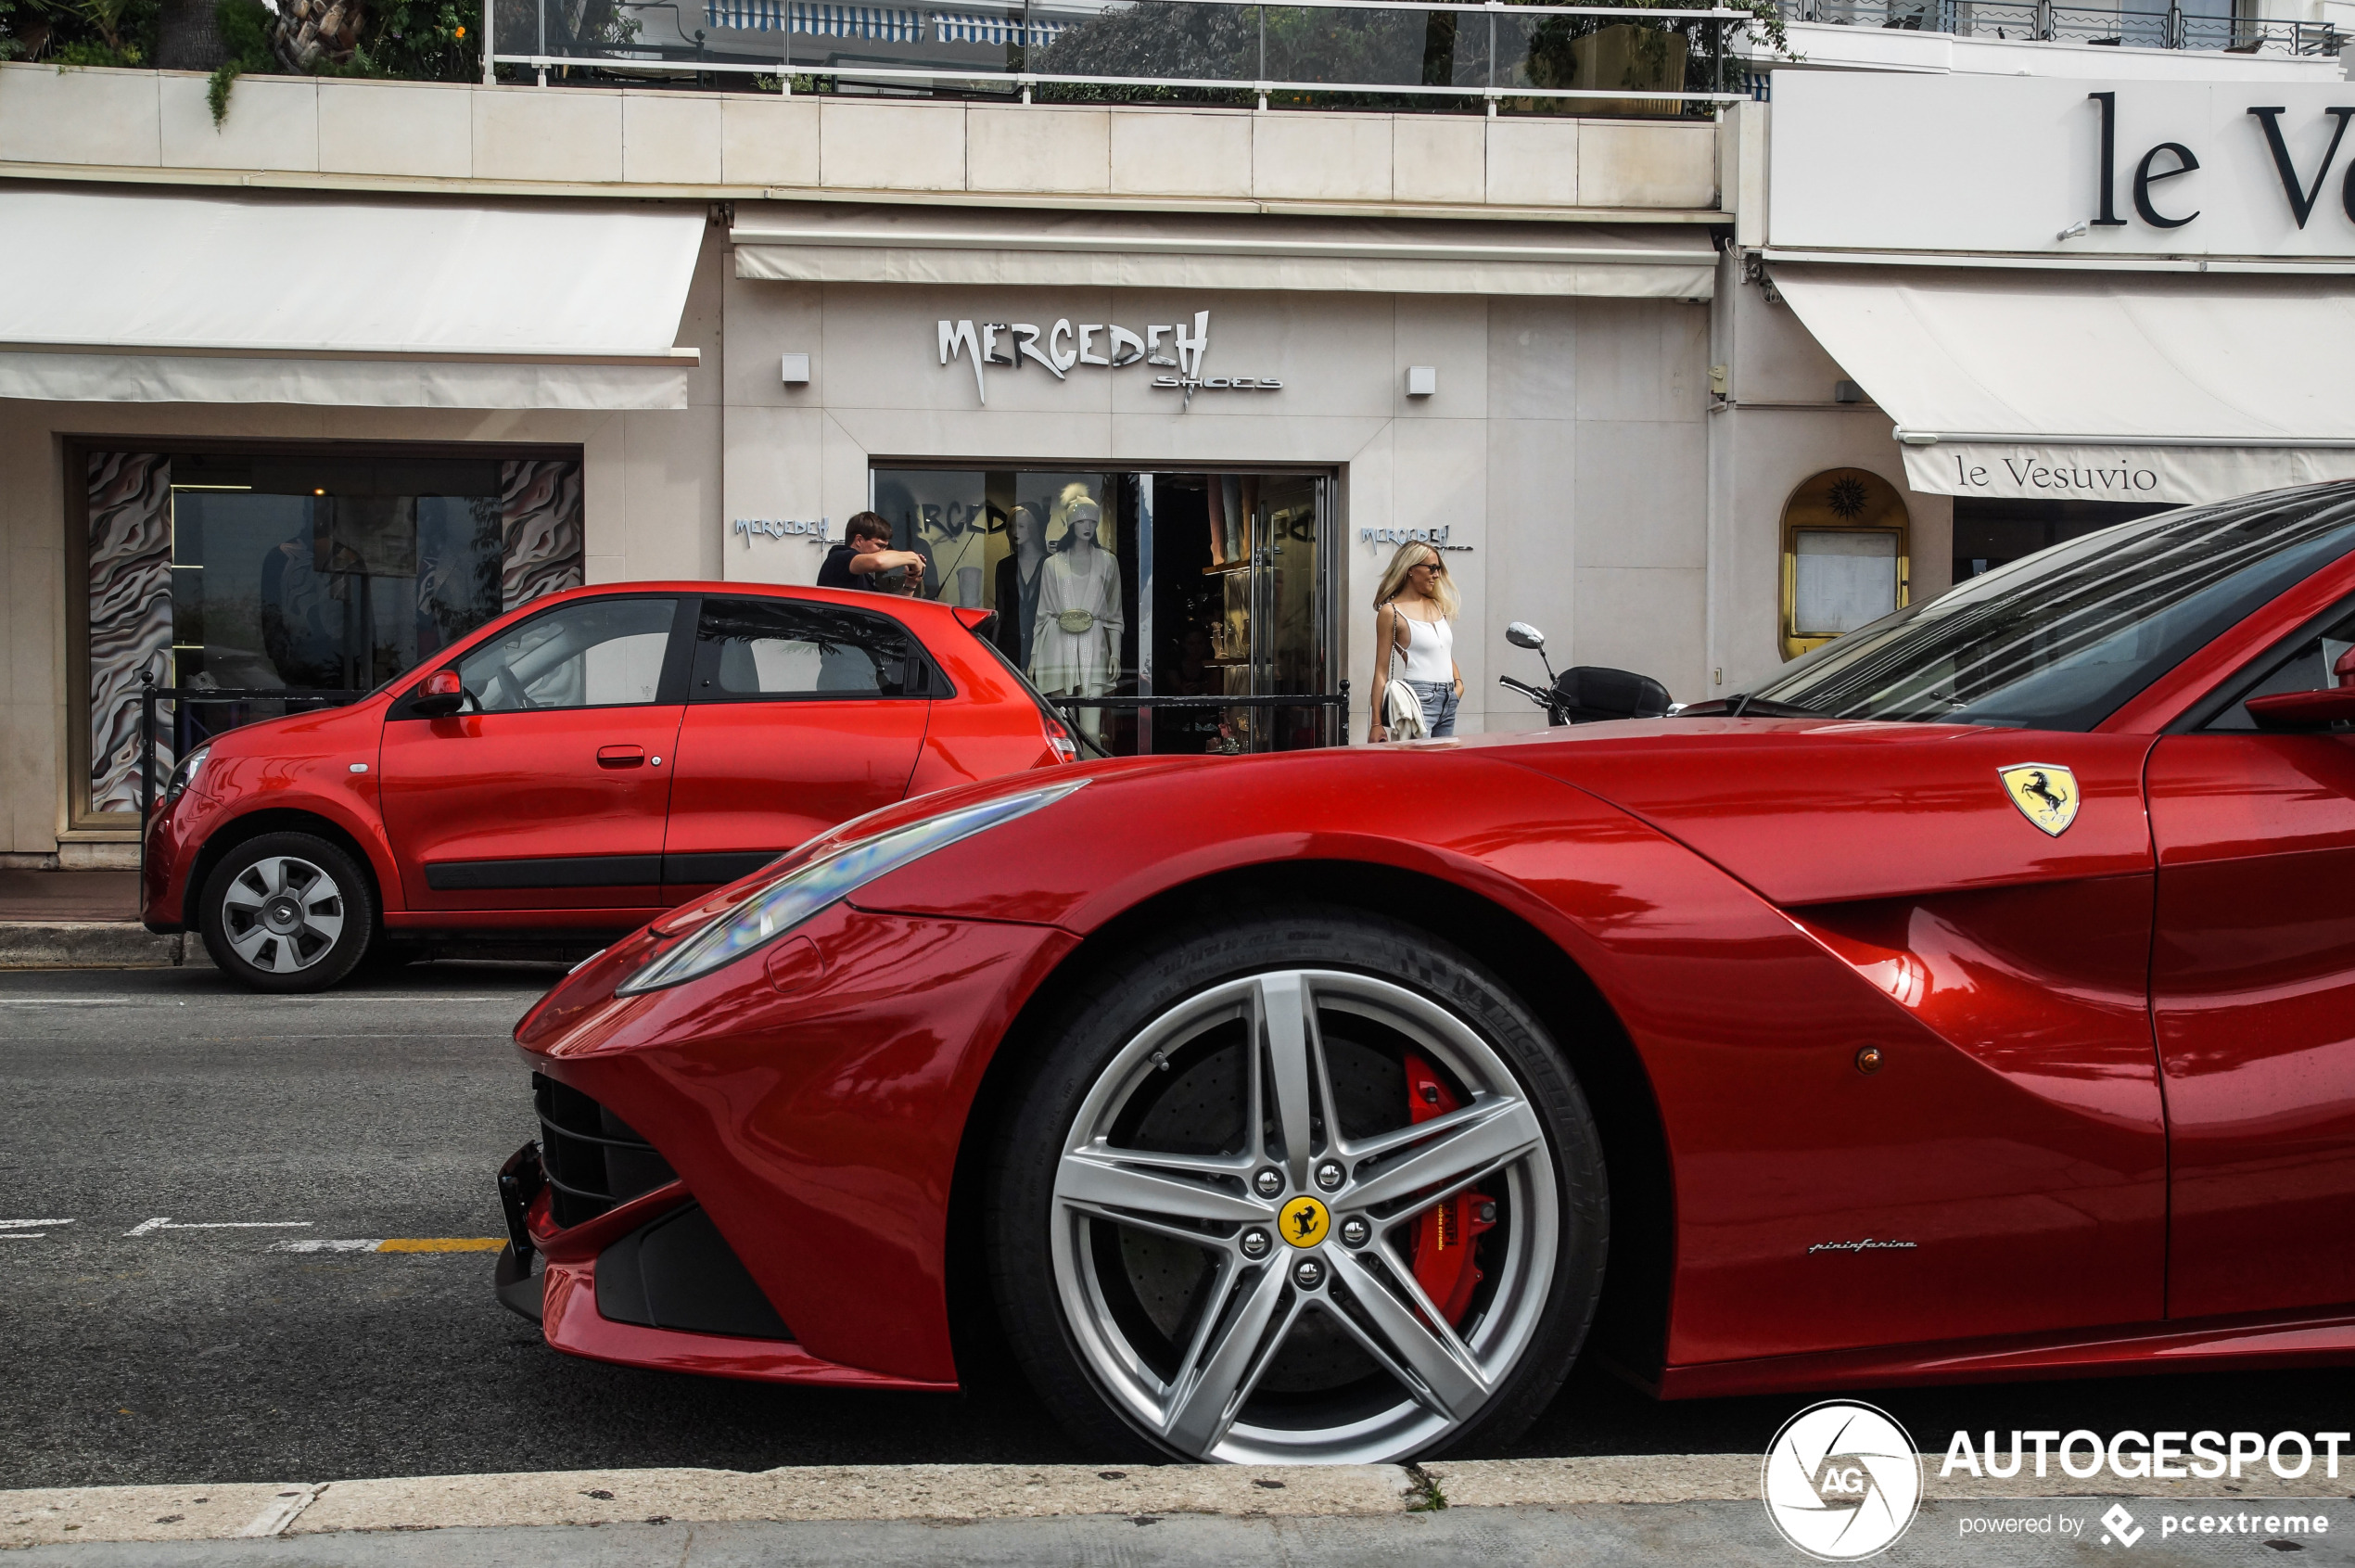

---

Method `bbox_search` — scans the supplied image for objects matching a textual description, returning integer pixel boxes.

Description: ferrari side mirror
[413,668,469,719]
[2248,686,2355,731]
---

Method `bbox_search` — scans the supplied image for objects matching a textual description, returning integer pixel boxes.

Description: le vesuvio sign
[1768,74,2355,261]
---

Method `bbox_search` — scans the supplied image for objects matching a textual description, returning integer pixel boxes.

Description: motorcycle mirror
[1505,622,1547,651]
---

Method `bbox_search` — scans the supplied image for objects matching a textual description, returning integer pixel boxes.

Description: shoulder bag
[1380,605,1428,742]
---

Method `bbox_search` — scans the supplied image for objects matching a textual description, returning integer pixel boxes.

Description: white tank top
[1393,609,1454,683]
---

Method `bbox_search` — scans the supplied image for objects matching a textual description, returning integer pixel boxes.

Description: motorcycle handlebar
[1497,675,1551,706]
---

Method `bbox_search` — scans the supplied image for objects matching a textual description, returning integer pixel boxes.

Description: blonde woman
[1368,541,1463,741]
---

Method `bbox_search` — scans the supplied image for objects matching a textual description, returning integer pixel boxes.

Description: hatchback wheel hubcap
[1050,968,1559,1464]
[221,856,346,973]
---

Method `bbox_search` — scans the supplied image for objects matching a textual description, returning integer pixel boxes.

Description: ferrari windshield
[1744,484,2355,730]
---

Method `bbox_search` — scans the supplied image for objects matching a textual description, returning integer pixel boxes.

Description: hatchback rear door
[658,595,931,901]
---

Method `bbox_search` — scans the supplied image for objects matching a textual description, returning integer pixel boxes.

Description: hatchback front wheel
[199,832,375,993]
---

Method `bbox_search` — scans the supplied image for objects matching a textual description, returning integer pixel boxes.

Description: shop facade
[0,76,1726,862]
[1710,69,2355,694]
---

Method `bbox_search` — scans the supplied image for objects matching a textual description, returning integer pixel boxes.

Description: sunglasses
[1411,559,1445,572]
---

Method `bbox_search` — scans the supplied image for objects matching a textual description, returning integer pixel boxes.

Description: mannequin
[1029,484,1123,745]
[993,504,1046,667]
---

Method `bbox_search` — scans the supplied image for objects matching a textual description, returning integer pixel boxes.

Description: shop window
[82,448,582,819]
[1952,497,2174,585]
[870,466,1330,757]
[1779,469,1910,661]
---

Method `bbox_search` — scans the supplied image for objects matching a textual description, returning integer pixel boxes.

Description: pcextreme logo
[1762,1401,1924,1561]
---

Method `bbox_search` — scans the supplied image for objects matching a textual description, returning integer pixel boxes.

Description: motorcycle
[1497,622,1674,727]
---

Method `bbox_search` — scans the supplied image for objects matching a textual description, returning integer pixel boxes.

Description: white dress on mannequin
[1030,546,1124,743]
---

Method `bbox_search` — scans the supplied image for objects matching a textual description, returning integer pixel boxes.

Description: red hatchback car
[503,483,2355,1466]
[143,582,1076,991]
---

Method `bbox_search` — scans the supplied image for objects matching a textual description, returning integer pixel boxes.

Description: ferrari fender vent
[595,1203,794,1341]
[532,1072,677,1228]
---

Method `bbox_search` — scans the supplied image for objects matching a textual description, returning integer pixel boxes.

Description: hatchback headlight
[164,746,211,805]
[616,780,1089,996]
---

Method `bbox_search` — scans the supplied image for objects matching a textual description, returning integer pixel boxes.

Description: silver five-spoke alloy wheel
[1049,968,1559,1464]
[220,854,346,974]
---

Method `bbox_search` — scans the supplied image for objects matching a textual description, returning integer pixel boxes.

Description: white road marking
[0,1234,45,1241]
[270,1240,383,1254]
[0,1218,71,1229]
[125,1218,311,1236]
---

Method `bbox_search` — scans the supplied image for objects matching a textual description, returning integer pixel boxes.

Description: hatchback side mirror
[412,668,469,719]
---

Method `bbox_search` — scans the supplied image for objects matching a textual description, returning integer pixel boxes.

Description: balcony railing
[489,0,1755,114]
[1768,0,2340,55]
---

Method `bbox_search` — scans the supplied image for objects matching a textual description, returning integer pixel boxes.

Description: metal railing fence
[487,0,1753,113]
[1768,0,2340,55]
[137,683,365,821]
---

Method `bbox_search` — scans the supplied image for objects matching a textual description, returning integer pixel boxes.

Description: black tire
[986,904,1609,1464]
[198,831,376,994]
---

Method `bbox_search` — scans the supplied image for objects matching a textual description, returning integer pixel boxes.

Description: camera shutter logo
[1761,1400,1923,1561]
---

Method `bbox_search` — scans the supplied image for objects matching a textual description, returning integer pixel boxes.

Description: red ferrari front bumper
[503,897,1079,1390]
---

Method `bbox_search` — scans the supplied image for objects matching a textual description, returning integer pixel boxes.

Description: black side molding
[425,855,664,891]
[660,850,781,888]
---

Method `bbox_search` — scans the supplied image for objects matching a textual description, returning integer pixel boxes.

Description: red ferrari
[142,583,1078,992]
[501,483,2355,1465]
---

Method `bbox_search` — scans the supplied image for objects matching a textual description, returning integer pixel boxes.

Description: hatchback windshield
[1739,484,2355,730]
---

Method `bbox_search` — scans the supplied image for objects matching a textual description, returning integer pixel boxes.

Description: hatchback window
[456,597,676,712]
[1742,486,2355,731]
[691,598,923,700]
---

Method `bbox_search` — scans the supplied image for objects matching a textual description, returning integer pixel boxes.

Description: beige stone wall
[0,65,1722,220]
[1705,251,1954,697]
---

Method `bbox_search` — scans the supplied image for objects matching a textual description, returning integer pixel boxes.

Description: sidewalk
[0,870,186,967]
[6,1460,2348,1566]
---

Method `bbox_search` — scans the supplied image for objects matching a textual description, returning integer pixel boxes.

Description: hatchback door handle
[596,745,646,768]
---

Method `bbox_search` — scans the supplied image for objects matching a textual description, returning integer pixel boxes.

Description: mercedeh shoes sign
[935,310,1281,405]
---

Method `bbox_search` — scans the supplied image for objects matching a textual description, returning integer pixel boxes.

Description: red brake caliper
[1403,1052,1496,1326]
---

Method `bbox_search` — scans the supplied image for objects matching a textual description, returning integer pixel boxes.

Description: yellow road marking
[376,1238,505,1253]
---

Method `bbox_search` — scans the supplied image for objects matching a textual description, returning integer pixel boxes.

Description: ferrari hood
[1464,719,2157,907]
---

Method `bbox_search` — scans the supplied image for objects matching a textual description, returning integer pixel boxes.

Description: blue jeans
[1408,680,1459,738]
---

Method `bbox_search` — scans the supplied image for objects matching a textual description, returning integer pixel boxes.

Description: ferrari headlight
[616,779,1089,996]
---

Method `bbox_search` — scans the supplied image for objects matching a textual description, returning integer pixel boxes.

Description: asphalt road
[7,963,2355,1491]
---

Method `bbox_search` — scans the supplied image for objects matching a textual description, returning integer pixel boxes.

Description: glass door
[871,465,1329,757]
[1149,471,1329,756]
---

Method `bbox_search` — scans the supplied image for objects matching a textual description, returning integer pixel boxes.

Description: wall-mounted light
[1406,365,1437,398]
[2056,220,2091,241]
[782,353,810,386]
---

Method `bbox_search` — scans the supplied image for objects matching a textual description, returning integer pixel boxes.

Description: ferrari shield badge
[1999,764,2080,836]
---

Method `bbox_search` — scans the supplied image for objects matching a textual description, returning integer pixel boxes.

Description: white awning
[1769,262,2355,504]
[0,189,706,410]
[734,207,1716,300]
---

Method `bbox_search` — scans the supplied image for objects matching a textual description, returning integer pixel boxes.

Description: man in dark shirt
[818,511,925,593]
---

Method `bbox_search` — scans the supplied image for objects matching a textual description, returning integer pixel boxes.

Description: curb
[0,922,185,968]
[14,1454,2342,1549]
